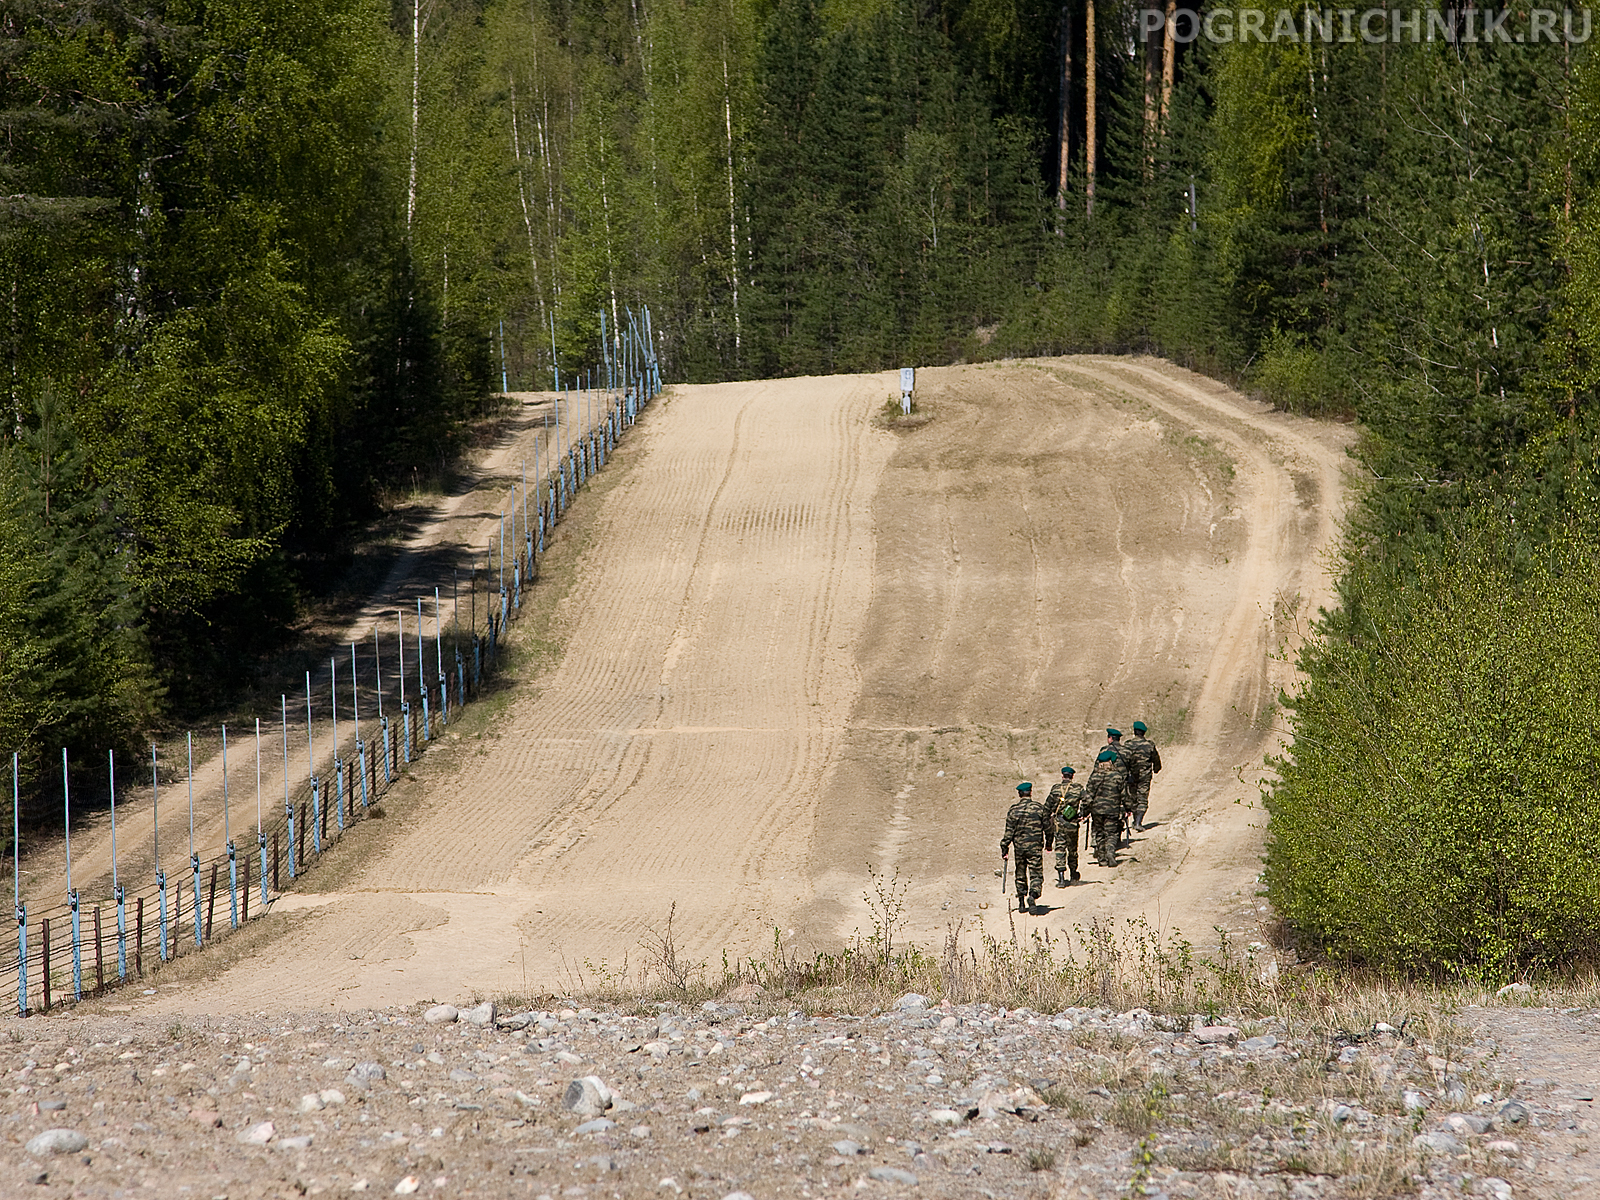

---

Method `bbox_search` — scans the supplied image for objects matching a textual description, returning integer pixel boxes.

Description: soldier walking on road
[1086,749,1124,867]
[1045,766,1084,887]
[1000,782,1047,914]
[1103,727,1133,847]
[1121,720,1163,831]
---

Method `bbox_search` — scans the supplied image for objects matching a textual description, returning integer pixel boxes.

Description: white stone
[277,1135,313,1151]
[25,1129,88,1156]
[236,1121,276,1145]
[895,993,929,1011]
[930,1108,962,1126]
[319,1089,346,1106]
[1496,982,1532,998]
[393,1176,420,1195]
[563,1075,612,1116]
[460,1001,496,1027]
[423,1005,459,1024]
[1192,1025,1239,1045]
[1403,1089,1429,1112]
[298,1094,325,1113]
[739,1090,773,1106]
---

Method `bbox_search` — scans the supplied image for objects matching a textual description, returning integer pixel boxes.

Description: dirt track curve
[123,356,1350,1015]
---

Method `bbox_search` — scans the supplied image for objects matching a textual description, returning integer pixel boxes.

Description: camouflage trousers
[1053,822,1080,876]
[1013,844,1044,905]
[1091,812,1120,865]
[1131,777,1152,827]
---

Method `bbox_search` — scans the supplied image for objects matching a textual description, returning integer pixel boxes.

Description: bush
[1266,507,1600,977]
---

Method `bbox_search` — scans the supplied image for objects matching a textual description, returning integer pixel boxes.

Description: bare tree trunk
[1160,0,1177,128]
[1057,4,1072,217]
[723,38,742,365]
[407,0,420,231]
[1086,0,1097,217]
[508,77,549,335]
[1143,22,1159,179]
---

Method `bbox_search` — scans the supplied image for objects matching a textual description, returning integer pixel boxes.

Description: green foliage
[1268,497,1600,976]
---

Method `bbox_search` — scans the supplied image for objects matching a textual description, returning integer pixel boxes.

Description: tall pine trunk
[1057,4,1072,216]
[407,0,420,231]
[1160,0,1177,128]
[1086,0,1096,216]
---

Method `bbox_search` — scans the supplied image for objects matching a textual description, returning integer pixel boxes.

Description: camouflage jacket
[1085,760,1125,815]
[1046,781,1086,837]
[1120,735,1162,782]
[1001,796,1048,855]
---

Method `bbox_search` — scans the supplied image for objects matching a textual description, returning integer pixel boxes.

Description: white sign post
[899,366,915,415]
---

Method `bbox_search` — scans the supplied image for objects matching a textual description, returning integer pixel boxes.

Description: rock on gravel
[1192,1024,1239,1044]
[25,1129,88,1156]
[236,1121,275,1145]
[423,1004,459,1024]
[563,1075,612,1116]
[868,1165,920,1185]
[347,1061,387,1084]
[460,1000,496,1027]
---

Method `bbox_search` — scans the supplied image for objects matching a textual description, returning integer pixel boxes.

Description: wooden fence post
[242,856,250,923]
[41,918,50,1013]
[273,833,280,892]
[93,906,104,993]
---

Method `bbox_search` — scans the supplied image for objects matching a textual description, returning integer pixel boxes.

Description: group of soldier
[999,722,1163,915]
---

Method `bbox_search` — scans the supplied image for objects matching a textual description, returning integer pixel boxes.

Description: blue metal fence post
[69,890,82,1001]
[228,841,239,930]
[13,752,24,1015]
[401,701,412,763]
[286,797,296,881]
[281,693,293,880]
[255,717,268,907]
[190,849,202,947]
[15,901,24,1015]
[64,749,82,1000]
[157,870,169,962]
[109,749,126,980]
[222,724,237,930]
[187,732,201,947]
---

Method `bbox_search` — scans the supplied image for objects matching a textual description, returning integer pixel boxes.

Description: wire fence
[3,307,664,1017]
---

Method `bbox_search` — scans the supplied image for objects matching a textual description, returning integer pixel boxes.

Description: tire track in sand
[142,374,897,1012]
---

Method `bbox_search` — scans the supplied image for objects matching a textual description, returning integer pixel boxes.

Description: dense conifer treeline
[5,1,1600,968]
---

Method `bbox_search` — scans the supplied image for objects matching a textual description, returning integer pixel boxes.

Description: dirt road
[115,357,1351,1015]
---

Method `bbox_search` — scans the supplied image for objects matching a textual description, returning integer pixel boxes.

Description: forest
[4,0,1600,971]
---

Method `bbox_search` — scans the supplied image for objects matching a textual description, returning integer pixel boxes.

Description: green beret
[1061,766,1075,776]
[1132,720,1147,733]
[1097,748,1117,763]
[1106,727,1122,738]
[1017,781,1032,793]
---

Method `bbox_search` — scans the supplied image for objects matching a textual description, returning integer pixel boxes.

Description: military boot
[1055,871,1067,888]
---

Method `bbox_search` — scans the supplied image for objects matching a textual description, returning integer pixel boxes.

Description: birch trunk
[508,77,549,331]
[723,40,742,363]
[407,0,420,231]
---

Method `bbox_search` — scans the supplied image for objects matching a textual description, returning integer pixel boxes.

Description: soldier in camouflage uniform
[1045,766,1084,887]
[1104,727,1133,847]
[1000,781,1047,913]
[1085,748,1124,867]
[1121,720,1163,831]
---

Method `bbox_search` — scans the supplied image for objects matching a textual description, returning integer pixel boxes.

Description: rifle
[1000,856,1008,905]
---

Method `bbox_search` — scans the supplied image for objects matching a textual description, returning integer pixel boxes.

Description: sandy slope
[120,357,1350,1015]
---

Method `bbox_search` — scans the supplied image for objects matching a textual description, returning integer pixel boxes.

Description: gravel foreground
[1,994,1594,1200]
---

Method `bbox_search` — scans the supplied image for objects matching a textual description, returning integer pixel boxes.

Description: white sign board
[900,367,915,394]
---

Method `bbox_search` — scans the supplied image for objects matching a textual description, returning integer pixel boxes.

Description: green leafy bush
[1267,506,1600,978]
